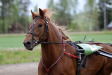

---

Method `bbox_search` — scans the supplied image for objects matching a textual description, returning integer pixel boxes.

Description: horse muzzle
[23,40,40,50]
[23,41,34,50]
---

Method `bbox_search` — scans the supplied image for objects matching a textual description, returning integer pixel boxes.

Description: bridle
[26,16,80,75]
[27,16,68,45]
[27,16,48,47]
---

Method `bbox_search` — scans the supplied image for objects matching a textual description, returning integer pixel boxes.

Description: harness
[26,16,89,75]
[40,40,79,75]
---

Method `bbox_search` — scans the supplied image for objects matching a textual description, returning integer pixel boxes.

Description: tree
[0,0,13,33]
[47,0,78,26]
[69,0,99,31]
[0,0,30,33]
[47,0,55,10]
[34,4,38,12]
[84,0,99,31]
[98,0,112,30]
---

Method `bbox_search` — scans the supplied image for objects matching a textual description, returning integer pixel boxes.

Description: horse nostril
[26,41,31,45]
[24,41,31,46]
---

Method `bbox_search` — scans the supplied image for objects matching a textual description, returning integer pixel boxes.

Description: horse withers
[23,8,112,75]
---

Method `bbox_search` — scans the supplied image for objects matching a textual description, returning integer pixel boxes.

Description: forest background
[0,0,112,33]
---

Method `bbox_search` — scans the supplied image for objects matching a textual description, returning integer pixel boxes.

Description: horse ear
[31,10,35,19]
[39,8,44,17]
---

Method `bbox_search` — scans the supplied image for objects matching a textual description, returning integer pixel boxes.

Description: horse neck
[41,22,63,66]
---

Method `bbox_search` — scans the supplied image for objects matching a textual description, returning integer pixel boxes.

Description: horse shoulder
[38,44,77,75]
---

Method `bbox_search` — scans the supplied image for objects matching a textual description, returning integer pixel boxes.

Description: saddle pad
[77,44,102,55]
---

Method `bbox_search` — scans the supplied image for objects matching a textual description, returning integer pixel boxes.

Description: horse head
[23,8,49,50]
[23,8,71,50]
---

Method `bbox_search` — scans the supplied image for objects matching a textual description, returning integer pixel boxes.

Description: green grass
[0,34,41,65]
[69,32,112,43]
[0,32,112,65]
[0,34,41,50]
[0,49,41,65]
[0,34,25,49]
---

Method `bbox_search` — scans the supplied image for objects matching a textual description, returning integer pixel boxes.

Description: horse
[23,8,112,75]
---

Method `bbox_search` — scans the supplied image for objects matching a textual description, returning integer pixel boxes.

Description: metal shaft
[96,51,112,58]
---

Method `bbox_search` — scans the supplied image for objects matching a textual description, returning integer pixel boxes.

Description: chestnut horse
[23,8,112,75]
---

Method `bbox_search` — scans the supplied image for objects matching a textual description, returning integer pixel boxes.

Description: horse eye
[38,24,43,28]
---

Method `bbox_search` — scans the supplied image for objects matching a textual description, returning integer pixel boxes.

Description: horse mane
[45,9,71,41]
[59,28,71,41]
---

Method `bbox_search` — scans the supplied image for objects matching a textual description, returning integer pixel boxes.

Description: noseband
[27,16,48,47]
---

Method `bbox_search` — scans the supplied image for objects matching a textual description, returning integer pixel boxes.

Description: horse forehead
[29,19,44,27]
[36,19,45,24]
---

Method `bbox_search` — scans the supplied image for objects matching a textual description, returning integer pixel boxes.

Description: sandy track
[0,62,111,75]
[0,62,38,75]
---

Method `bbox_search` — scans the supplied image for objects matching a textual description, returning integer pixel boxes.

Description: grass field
[0,34,25,49]
[0,32,112,49]
[69,32,112,43]
[0,50,41,65]
[0,32,112,65]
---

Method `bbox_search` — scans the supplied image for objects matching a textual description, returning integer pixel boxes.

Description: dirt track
[0,62,38,75]
[0,62,112,75]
